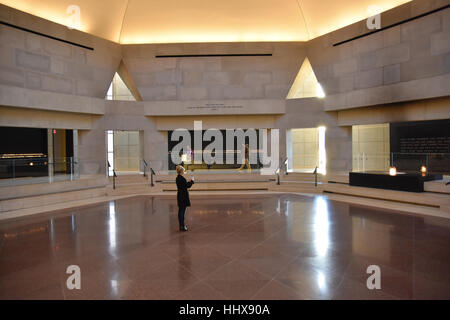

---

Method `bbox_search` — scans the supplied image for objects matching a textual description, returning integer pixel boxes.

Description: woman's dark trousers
[178,206,187,228]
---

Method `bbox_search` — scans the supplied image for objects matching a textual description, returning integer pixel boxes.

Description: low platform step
[109,174,149,184]
[269,181,323,193]
[281,172,348,184]
[0,186,107,213]
[441,205,450,214]
[424,178,450,194]
[162,181,269,191]
[0,175,108,201]
[156,173,274,183]
[106,183,161,196]
[281,172,319,182]
[323,183,450,208]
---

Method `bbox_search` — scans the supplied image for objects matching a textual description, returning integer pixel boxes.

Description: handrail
[142,159,148,177]
[150,167,155,187]
[276,162,282,185]
[283,158,288,175]
[108,161,117,190]
[113,169,117,190]
[313,166,318,187]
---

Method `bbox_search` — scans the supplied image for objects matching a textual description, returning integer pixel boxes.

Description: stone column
[73,129,79,178]
[139,130,145,173]
[47,129,54,183]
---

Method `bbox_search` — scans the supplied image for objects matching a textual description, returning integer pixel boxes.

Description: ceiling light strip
[155,54,272,58]
[333,4,450,47]
[0,20,94,51]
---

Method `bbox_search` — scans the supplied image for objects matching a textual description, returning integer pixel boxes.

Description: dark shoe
[180,226,188,232]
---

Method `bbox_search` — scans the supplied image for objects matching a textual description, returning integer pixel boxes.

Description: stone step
[162,181,269,191]
[281,172,321,182]
[108,181,153,188]
[279,181,323,186]
[424,178,450,194]
[156,173,274,182]
[106,184,161,196]
[0,187,107,213]
[269,182,324,194]
[324,193,449,219]
[280,172,348,183]
[0,175,108,201]
[110,174,149,184]
[440,204,450,214]
[323,183,450,208]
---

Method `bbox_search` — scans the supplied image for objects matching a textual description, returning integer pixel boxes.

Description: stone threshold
[0,189,448,223]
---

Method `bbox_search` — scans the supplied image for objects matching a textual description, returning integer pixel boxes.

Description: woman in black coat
[176,165,194,231]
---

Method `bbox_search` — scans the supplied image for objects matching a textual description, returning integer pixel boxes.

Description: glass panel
[352,123,390,172]
[391,152,449,174]
[352,152,449,175]
[289,127,319,173]
[0,156,84,186]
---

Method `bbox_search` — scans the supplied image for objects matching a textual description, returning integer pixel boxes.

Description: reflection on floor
[0,194,449,300]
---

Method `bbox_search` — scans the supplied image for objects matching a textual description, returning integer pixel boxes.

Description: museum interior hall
[0,0,449,300]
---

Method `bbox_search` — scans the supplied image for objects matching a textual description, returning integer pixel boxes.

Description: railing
[391,152,449,174]
[276,165,281,185]
[313,166,318,187]
[150,167,155,187]
[276,158,289,184]
[142,159,156,186]
[353,152,391,173]
[107,161,117,190]
[283,158,289,175]
[276,164,319,187]
[0,156,81,186]
[142,159,148,177]
[352,152,450,174]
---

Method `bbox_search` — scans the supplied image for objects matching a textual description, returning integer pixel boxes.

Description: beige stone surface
[337,96,450,126]
[424,178,450,194]
[308,4,450,111]
[0,0,448,186]
[323,183,450,208]
[0,4,121,98]
[143,99,285,116]
[0,84,106,114]
[0,175,108,200]
[153,115,278,131]
[0,106,96,129]
[122,42,305,101]
[352,124,390,172]
[0,187,106,212]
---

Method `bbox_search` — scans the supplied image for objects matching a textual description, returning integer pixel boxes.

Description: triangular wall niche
[286,57,325,99]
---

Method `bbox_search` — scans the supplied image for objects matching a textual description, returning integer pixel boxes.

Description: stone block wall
[307,0,450,110]
[77,100,168,174]
[0,0,448,176]
[0,4,122,99]
[276,99,353,174]
[122,42,306,101]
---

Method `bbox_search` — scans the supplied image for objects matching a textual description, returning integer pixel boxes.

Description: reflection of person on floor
[238,144,251,171]
[176,165,194,232]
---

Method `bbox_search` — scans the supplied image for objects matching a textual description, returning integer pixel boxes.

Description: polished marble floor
[0,194,449,300]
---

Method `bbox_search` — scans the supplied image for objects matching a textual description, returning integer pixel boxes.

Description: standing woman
[176,165,194,231]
